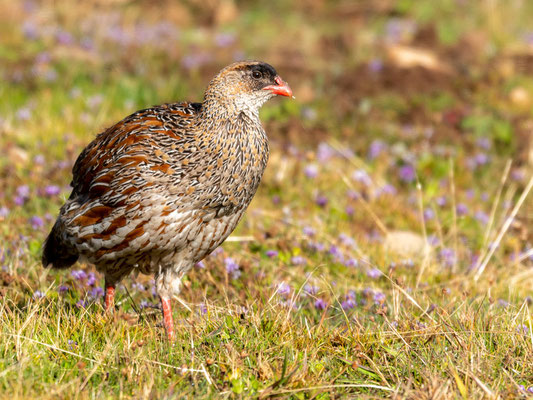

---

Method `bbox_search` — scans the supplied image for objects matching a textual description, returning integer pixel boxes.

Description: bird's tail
[42,221,79,269]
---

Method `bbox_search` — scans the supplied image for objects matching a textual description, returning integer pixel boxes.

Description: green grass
[1,0,533,398]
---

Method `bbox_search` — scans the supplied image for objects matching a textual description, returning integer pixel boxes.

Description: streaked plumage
[42,61,292,339]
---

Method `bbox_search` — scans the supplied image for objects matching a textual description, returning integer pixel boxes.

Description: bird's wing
[70,102,201,206]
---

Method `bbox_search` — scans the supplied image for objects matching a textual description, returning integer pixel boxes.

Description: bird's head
[204,61,292,117]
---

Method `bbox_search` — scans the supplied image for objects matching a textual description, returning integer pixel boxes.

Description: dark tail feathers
[42,222,78,269]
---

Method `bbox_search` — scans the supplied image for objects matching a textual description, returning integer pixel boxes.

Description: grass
[1,0,533,398]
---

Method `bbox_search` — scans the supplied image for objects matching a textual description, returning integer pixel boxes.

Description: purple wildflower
[423,207,435,220]
[345,205,354,216]
[352,169,372,186]
[373,291,386,304]
[277,282,291,297]
[198,303,207,314]
[0,206,9,218]
[17,185,30,199]
[265,249,278,258]
[30,216,44,229]
[315,194,328,207]
[302,226,315,237]
[476,137,491,150]
[436,196,447,207]
[304,164,319,178]
[368,139,387,159]
[291,256,307,265]
[71,269,87,281]
[366,268,381,279]
[214,32,235,47]
[196,260,206,268]
[317,142,336,162]
[224,257,241,279]
[439,248,456,267]
[474,210,489,225]
[314,298,328,310]
[303,284,319,296]
[44,185,61,197]
[516,324,529,335]
[498,299,510,308]
[368,59,384,73]
[456,203,469,216]
[57,285,69,294]
[89,287,104,298]
[344,258,359,268]
[33,154,45,165]
[33,290,44,299]
[76,300,87,308]
[86,272,96,286]
[131,282,145,291]
[398,164,416,183]
[16,107,32,121]
[341,298,356,310]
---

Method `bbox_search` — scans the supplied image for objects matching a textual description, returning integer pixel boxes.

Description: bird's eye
[252,70,262,79]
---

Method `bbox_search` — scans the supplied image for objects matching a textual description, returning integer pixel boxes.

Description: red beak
[263,75,293,98]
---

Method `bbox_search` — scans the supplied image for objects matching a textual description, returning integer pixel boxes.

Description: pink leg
[104,285,115,311]
[161,297,175,341]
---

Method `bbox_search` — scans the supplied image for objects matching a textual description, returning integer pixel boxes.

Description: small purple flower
[303,284,319,296]
[436,196,447,207]
[198,302,207,314]
[0,206,9,218]
[366,268,381,279]
[57,285,69,294]
[265,250,278,258]
[30,216,44,229]
[439,248,456,267]
[291,256,307,266]
[214,32,235,47]
[55,29,74,45]
[498,299,510,308]
[315,194,328,207]
[302,226,315,237]
[352,169,372,186]
[375,184,398,197]
[33,290,44,299]
[44,185,61,197]
[398,164,416,183]
[277,282,291,297]
[87,94,104,109]
[76,300,87,308]
[516,324,529,335]
[17,185,30,198]
[373,291,386,304]
[89,287,104,298]
[224,257,241,279]
[341,298,356,310]
[368,139,387,159]
[423,207,435,220]
[475,153,489,166]
[344,258,359,268]
[196,260,206,269]
[67,339,77,350]
[474,211,489,225]
[456,203,468,216]
[33,154,45,165]
[329,245,343,261]
[16,107,32,121]
[131,282,145,291]
[71,269,87,281]
[86,273,96,286]
[304,164,319,178]
[314,298,328,310]
[317,142,336,162]
[476,137,491,150]
[345,205,354,216]
[368,59,384,73]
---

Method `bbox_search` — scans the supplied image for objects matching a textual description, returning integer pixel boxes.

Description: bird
[42,60,292,340]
